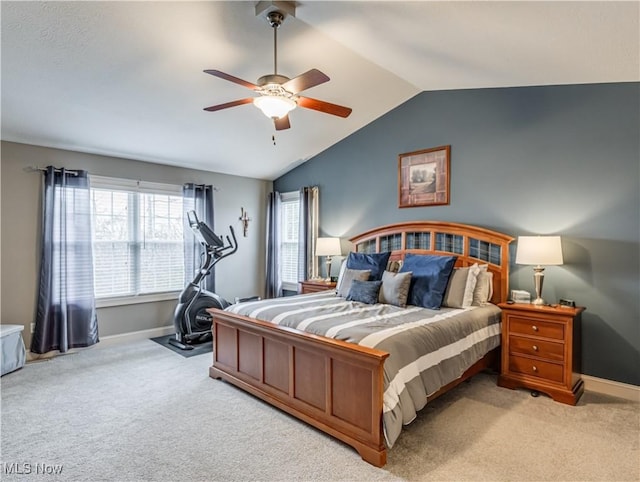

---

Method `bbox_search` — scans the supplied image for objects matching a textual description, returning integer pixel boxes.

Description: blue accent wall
[275,82,640,386]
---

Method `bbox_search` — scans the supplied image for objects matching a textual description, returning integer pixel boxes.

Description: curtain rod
[27,166,80,176]
[186,183,220,192]
[27,167,219,191]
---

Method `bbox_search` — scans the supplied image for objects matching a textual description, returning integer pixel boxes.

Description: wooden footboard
[208,308,390,467]
[209,307,500,466]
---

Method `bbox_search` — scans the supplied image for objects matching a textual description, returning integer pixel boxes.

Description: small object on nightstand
[510,289,531,304]
[558,298,576,308]
[497,302,585,405]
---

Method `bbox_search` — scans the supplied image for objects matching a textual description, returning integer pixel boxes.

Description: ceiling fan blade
[297,96,352,118]
[281,69,330,94]
[204,70,258,90]
[274,115,291,131]
[203,98,254,112]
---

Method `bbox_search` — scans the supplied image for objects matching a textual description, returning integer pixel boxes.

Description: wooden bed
[208,221,514,467]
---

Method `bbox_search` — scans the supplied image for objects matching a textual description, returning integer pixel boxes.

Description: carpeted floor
[1,339,638,481]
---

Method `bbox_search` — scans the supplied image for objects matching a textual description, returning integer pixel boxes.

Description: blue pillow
[346,251,391,281]
[347,280,383,305]
[400,254,457,309]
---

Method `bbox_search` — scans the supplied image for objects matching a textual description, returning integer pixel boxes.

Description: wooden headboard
[349,221,514,304]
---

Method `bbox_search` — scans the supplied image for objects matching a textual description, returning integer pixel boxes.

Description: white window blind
[280,192,300,290]
[90,177,184,300]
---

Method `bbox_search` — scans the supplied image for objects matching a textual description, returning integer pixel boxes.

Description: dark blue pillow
[400,254,457,309]
[346,280,383,305]
[346,251,391,281]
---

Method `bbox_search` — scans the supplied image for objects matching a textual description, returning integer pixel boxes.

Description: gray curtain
[31,166,99,354]
[265,191,282,298]
[183,184,215,292]
[298,186,319,281]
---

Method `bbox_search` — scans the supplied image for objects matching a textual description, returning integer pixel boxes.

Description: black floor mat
[150,334,212,358]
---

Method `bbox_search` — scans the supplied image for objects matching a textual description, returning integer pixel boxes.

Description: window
[280,191,300,291]
[90,176,184,302]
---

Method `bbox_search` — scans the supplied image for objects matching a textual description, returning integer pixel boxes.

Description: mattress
[226,291,501,447]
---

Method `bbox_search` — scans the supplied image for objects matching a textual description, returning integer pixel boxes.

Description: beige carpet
[1,339,638,481]
[387,373,639,481]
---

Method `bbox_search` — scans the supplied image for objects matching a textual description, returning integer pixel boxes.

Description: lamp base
[532,266,546,307]
[324,258,333,283]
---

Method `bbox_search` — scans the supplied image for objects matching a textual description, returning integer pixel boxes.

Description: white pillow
[462,263,481,307]
[472,265,493,305]
[335,259,348,292]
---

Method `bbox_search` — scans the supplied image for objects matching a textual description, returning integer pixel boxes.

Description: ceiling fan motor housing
[257,74,290,87]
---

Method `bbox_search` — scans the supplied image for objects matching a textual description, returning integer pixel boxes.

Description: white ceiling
[2,1,638,181]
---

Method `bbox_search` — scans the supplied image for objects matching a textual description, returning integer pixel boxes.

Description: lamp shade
[515,236,564,266]
[315,237,341,257]
[253,95,296,119]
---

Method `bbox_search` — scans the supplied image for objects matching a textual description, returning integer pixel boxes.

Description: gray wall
[275,82,640,386]
[1,141,270,346]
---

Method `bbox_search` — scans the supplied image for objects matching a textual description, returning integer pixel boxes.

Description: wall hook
[239,207,251,237]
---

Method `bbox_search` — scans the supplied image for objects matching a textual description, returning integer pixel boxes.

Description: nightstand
[299,280,336,294]
[497,302,585,405]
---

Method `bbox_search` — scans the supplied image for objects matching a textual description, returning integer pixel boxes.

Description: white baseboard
[96,325,175,348]
[26,326,175,362]
[583,374,640,402]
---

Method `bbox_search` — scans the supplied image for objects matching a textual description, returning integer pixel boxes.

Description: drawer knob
[532,325,539,332]
[532,365,538,372]
[532,345,539,351]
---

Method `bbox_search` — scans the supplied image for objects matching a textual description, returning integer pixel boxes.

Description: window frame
[90,176,184,308]
[280,191,300,292]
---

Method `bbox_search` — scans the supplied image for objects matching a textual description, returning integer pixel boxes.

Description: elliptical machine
[169,210,237,351]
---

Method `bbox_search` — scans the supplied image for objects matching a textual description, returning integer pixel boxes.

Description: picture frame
[398,145,451,208]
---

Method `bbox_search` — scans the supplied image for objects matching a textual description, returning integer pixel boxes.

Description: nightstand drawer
[509,355,564,383]
[509,317,564,340]
[509,335,564,361]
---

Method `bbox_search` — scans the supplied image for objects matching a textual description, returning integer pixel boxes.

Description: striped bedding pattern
[226,291,501,447]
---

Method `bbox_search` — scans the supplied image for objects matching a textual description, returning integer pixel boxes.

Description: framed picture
[398,145,450,208]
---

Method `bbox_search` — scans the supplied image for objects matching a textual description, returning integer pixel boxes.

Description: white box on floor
[1,324,26,376]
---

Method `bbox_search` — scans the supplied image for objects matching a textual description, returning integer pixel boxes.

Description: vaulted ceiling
[2,1,637,180]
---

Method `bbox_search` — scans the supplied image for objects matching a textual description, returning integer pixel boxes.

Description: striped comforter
[226,291,501,447]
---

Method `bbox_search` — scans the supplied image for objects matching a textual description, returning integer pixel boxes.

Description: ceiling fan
[203,9,352,131]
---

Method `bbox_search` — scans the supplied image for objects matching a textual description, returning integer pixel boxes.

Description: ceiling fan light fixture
[253,95,296,119]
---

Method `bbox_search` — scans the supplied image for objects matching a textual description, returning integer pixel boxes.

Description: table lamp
[515,236,564,305]
[315,237,341,282]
